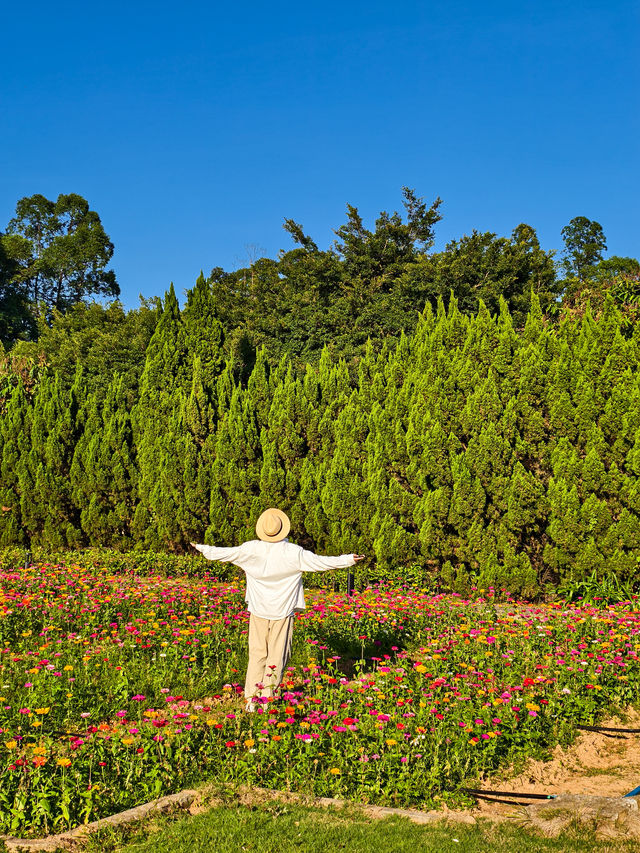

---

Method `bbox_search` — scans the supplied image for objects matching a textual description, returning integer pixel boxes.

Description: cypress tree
[207,386,261,545]
[321,394,371,556]
[18,371,83,547]
[70,374,138,546]
[133,285,190,547]
[183,272,226,396]
[0,382,29,545]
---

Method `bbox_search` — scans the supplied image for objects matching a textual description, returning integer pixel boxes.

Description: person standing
[191,507,364,710]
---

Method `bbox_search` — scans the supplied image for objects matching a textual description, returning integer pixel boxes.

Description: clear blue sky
[1,1,638,309]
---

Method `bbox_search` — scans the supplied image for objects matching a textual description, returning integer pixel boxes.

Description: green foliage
[2,193,119,317]
[4,244,640,596]
[556,568,639,605]
[198,189,566,371]
[9,300,159,401]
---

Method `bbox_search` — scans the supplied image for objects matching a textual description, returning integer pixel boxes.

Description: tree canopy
[0,193,119,346]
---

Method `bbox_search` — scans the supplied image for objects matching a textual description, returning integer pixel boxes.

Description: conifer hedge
[2,287,640,596]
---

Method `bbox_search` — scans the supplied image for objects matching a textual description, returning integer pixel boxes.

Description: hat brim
[255,508,291,542]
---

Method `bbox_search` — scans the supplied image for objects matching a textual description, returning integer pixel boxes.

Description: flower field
[2,562,640,837]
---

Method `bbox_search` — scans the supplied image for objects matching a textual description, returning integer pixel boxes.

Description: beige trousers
[244,612,294,700]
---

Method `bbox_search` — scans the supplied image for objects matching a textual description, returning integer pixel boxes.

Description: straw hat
[255,508,291,542]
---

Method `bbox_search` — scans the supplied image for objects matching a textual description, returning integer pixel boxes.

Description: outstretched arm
[298,550,365,573]
[190,542,247,564]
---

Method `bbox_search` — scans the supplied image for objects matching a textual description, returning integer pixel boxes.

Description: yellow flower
[63,666,73,671]
[525,703,540,712]
[35,707,50,715]
[31,720,42,728]
[4,740,17,749]
[121,737,134,746]
[32,746,46,755]
[329,767,341,774]
[244,739,255,748]
[415,665,427,673]
[56,758,71,767]
[385,739,397,746]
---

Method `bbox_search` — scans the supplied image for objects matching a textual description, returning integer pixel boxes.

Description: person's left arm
[297,549,363,573]
[190,542,248,566]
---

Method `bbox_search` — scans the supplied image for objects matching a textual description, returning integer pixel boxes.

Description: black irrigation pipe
[462,788,556,801]
[577,724,640,734]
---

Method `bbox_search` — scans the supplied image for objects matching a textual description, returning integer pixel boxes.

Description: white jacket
[195,539,355,620]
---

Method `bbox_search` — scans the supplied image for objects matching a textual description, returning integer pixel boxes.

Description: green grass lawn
[79,801,637,853]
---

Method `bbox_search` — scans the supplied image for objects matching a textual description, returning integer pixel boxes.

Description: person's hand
[189,542,198,549]
[352,554,365,562]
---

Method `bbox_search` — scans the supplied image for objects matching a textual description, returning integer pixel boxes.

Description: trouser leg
[260,614,294,698]
[245,613,269,699]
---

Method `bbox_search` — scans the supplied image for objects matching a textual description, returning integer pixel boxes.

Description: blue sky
[1,1,638,308]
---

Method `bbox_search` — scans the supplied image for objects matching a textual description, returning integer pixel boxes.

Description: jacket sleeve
[194,543,248,566]
[298,548,355,573]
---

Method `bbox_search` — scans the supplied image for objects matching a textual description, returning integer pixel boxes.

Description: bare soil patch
[475,707,640,818]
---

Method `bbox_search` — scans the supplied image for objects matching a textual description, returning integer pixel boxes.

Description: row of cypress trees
[2,279,639,595]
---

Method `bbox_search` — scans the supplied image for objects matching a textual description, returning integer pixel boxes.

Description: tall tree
[2,193,119,317]
[560,216,607,280]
